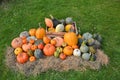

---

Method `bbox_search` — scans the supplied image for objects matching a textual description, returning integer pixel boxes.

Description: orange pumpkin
[63,46,73,56]
[72,45,79,49]
[30,45,37,51]
[53,37,63,47]
[17,52,29,64]
[59,53,67,60]
[64,32,78,46]
[45,18,53,28]
[29,39,35,44]
[35,27,46,39]
[43,36,51,44]
[22,43,32,52]
[50,39,56,45]
[29,56,36,62]
[11,37,23,48]
[29,28,36,36]
[22,37,27,44]
[43,44,55,56]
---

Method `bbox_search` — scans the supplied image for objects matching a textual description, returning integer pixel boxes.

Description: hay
[5,47,109,76]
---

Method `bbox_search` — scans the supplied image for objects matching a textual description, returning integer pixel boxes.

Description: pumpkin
[29,39,35,44]
[73,49,81,57]
[30,45,37,51]
[27,49,34,56]
[53,37,63,47]
[27,36,37,42]
[29,56,36,62]
[38,43,44,49]
[65,24,72,32]
[63,46,73,56]
[65,17,73,24]
[64,32,78,46]
[11,37,23,48]
[50,39,57,45]
[29,28,36,36]
[22,37,27,44]
[22,43,32,52]
[80,42,89,53]
[82,53,91,61]
[35,27,46,39]
[59,53,66,60]
[55,24,64,32]
[72,45,78,49]
[34,40,44,46]
[20,31,29,38]
[87,38,95,46]
[48,28,55,32]
[43,36,51,44]
[14,47,23,55]
[45,18,53,28]
[89,46,96,54]
[82,32,92,40]
[34,49,44,59]
[17,52,29,64]
[43,44,55,56]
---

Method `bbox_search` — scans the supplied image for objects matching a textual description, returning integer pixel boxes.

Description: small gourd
[20,31,29,38]
[55,24,64,32]
[34,49,44,59]
[82,53,91,61]
[50,15,61,28]
[45,18,53,28]
[65,17,73,24]
[89,46,96,54]
[80,42,89,53]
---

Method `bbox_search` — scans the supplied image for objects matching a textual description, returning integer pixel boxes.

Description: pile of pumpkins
[11,16,102,64]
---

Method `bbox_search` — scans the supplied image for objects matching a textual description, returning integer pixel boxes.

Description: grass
[0,0,120,80]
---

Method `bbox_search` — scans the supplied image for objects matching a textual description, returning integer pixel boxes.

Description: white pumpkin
[73,49,81,57]
[55,24,64,32]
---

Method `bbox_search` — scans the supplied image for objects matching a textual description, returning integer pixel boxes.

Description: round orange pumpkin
[29,56,36,62]
[43,36,51,44]
[43,44,55,56]
[17,52,29,64]
[30,45,37,51]
[11,37,23,48]
[63,46,73,56]
[29,28,36,36]
[35,27,46,39]
[50,39,56,45]
[64,32,78,46]
[22,43,32,52]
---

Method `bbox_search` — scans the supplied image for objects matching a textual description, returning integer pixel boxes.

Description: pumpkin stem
[50,14,54,19]
[38,23,41,28]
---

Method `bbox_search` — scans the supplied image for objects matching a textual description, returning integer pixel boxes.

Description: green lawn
[0,0,120,80]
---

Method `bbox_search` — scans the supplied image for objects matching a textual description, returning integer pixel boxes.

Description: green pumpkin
[80,42,89,53]
[34,40,44,46]
[82,32,93,40]
[34,49,44,59]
